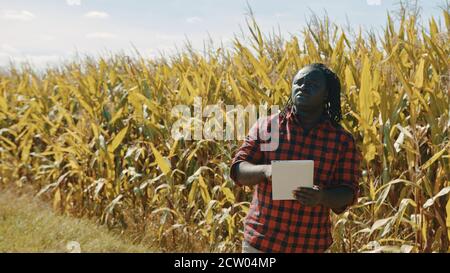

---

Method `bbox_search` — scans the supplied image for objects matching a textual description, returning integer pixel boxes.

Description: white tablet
[271,160,314,200]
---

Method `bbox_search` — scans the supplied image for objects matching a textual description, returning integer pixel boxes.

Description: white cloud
[1,44,20,54]
[1,10,36,21]
[86,32,117,39]
[24,55,62,67]
[66,0,81,6]
[366,0,382,6]
[0,52,62,69]
[186,17,203,24]
[84,11,109,19]
[40,35,56,41]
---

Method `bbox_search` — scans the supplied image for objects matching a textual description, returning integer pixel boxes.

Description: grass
[0,189,156,253]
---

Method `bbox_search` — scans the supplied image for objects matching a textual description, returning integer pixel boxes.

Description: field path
[0,189,155,253]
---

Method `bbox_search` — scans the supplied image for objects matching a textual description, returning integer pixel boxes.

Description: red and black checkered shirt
[230,109,362,253]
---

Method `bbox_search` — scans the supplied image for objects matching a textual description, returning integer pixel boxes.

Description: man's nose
[299,83,308,91]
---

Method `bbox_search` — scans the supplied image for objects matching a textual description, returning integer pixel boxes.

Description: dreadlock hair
[279,63,342,127]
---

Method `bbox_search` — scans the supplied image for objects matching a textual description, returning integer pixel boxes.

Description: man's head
[284,63,342,125]
[291,65,328,112]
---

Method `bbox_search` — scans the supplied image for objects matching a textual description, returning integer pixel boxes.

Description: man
[230,63,362,253]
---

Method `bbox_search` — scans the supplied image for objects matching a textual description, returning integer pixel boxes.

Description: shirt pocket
[315,148,338,187]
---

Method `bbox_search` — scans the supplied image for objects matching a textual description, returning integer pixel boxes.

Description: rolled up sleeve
[229,120,265,186]
[328,134,362,214]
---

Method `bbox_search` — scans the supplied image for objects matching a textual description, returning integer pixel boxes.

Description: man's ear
[324,89,329,101]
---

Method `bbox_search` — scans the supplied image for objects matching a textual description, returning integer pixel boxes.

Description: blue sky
[0,0,446,68]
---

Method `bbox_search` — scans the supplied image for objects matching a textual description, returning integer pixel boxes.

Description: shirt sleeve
[229,119,265,186]
[328,133,362,214]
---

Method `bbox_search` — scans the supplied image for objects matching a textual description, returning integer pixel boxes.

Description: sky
[0,0,447,69]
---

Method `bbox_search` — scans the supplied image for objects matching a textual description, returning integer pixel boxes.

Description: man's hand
[293,186,324,206]
[233,162,272,186]
[263,165,272,183]
[293,186,355,213]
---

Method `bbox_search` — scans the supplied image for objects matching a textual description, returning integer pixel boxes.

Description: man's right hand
[263,165,272,183]
[233,162,272,186]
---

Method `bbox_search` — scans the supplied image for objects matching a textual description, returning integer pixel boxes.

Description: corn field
[0,7,449,253]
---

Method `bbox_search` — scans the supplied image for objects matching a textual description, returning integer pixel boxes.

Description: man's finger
[299,187,317,193]
[296,191,315,198]
[295,188,315,194]
[297,194,313,202]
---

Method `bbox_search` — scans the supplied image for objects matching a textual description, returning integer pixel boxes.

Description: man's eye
[308,80,320,86]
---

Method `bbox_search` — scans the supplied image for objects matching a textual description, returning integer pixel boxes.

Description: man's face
[291,66,328,112]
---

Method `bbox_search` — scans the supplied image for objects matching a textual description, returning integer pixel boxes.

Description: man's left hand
[293,187,324,206]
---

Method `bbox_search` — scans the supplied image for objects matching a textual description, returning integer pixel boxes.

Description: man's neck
[294,106,325,131]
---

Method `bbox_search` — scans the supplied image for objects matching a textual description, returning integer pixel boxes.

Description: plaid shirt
[230,109,362,253]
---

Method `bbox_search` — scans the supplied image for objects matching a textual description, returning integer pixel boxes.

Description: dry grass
[0,189,156,253]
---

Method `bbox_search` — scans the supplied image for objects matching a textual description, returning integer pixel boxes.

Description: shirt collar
[286,107,329,128]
